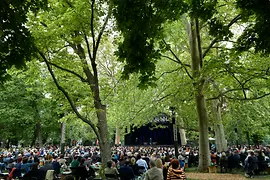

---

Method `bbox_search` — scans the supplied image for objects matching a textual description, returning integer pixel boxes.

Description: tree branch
[47,61,87,82]
[39,52,100,140]
[90,0,96,53]
[203,14,241,58]
[157,67,182,80]
[84,33,93,61]
[195,18,203,67]
[162,40,193,80]
[225,92,270,101]
[161,55,191,67]
[94,4,112,60]
[206,88,250,101]
[230,71,247,99]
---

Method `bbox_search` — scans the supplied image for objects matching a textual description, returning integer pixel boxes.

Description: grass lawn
[185,167,270,180]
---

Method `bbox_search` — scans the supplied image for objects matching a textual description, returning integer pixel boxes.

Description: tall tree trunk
[115,128,121,145]
[187,18,210,172]
[212,99,227,152]
[60,122,66,154]
[36,122,42,149]
[178,117,187,145]
[96,104,111,165]
[178,127,187,146]
[246,131,250,146]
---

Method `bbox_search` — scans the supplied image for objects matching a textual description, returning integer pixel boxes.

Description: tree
[0,0,47,80]
[111,0,250,171]
[0,61,60,147]
[29,0,113,164]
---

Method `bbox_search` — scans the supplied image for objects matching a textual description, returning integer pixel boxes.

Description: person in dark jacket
[219,152,228,173]
[246,151,258,178]
[23,163,45,180]
[118,160,135,180]
[52,157,61,174]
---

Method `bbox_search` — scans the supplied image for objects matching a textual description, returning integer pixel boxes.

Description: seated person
[23,163,45,180]
[52,157,61,174]
[40,160,54,172]
[58,154,67,169]
[105,160,119,179]
[21,157,34,173]
[118,160,135,180]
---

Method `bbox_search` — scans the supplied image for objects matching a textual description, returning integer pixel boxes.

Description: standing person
[167,159,186,180]
[246,151,258,178]
[219,152,228,173]
[144,159,163,180]
[70,156,79,168]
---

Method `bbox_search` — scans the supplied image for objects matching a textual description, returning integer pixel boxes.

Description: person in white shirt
[136,154,148,172]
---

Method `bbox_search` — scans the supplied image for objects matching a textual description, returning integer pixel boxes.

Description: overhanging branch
[225,92,270,101]
[94,4,112,60]
[90,0,96,53]
[162,40,193,80]
[203,14,241,58]
[47,61,87,82]
[39,52,100,140]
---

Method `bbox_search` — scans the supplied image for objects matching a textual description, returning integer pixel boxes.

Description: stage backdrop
[124,113,181,146]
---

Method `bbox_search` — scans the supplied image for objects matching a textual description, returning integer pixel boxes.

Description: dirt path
[186,172,252,180]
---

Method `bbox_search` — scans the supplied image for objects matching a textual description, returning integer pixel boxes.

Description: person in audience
[219,152,228,173]
[58,154,67,168]
[246,151,258,178]
[23,163,45,180]
[118,160,135,180]
[155,158,163,169]
[167,159,186,180]
[129,157,139,176]
[52,156,61,174]
[21,157,34,173]
[105,160,119,180]
[70,156,80,168]
[136,154,148,173]
[144,159,163,180]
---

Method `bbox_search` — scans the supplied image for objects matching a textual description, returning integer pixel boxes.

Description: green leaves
[112,0,188,86]
[0,0,47,80]
[236,0,270,54]
[0,61,61,145]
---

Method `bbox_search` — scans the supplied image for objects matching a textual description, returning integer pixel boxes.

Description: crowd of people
[0,144,269,179]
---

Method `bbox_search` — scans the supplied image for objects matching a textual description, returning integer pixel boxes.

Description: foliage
[0,61,60,146]
[111,0,188,86]
[224,98,270,145]
[236,0,270,54]
[0,0,47,80]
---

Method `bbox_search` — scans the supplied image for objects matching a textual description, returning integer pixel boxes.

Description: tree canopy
[0,0,47,80]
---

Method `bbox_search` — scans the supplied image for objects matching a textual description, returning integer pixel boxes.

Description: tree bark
[212,99,227,152]
[60,122,66,154]
[178,118,187,145]
[96,104,111,164]
[187,18,210,172]
[115,128,121,145]
[36,122,42,149]
[178,127,187,146]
